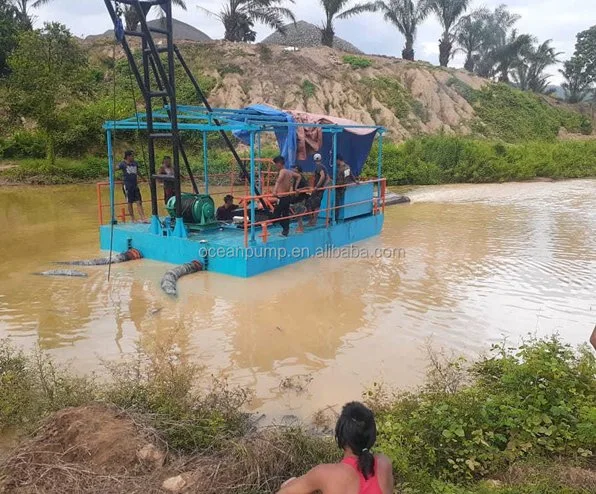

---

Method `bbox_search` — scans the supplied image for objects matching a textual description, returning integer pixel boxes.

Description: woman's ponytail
[357,448,375,480]
[335,402,378,480]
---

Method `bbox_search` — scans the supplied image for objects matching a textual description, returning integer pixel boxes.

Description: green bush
[0,156,107,184]
[363,136,596,185]
[302,79,316,99]
[0,130,46,158]
[470,84,593,141]
[342,55,373,69]
[370,336,596,489]
[0,340,95,431]
[361,76,413,119]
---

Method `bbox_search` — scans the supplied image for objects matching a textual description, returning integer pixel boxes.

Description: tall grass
[364,136,596,185]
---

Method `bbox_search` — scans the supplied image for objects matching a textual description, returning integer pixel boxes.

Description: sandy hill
[88,40,590,141]
[262,20,362,54]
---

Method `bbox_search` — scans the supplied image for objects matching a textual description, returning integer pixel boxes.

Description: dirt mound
[0,405,165,493]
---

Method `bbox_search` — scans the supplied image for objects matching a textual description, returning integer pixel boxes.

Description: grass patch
[363,136,596,185]
[470,84,593,141]
[0,157,107,184]
[218,64,244,76]
[446,76,475,103]
[301,79,316,100]
[342,55,373,69]
[361,76,413,120]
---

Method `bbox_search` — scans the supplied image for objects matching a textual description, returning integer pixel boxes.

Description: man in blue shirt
[115,150,146,223]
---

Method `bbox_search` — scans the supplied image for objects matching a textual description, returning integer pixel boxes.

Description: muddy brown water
[0,180,594,421]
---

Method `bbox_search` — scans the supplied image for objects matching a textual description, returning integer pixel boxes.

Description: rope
[108,37,118,282]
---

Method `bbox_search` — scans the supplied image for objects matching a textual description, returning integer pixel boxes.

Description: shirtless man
[272,156,302,237]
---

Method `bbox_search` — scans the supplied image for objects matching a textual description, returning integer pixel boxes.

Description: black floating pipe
[160,260,203,296]
[34,270,88,278]
[56,248,143,266]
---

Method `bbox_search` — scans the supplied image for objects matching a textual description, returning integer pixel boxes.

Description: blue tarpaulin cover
[232,104,378,176]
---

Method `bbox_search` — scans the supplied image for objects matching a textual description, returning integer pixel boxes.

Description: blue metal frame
[105,105,386,236]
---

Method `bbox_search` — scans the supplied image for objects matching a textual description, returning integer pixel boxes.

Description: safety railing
[240,178,386,247]
[96,168,278,225]
[97,180,131,225]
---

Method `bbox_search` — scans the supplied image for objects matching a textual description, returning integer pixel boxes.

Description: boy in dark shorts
[116,150,146,223]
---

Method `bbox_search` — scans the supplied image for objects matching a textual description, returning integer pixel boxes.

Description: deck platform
[100,212,384,278]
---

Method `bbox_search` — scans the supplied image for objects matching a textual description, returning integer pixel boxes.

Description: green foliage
[363,136,596,185]
[0,130,45,158]
[446,76,475,102]
[0,2,28,77]
[218,63,244,76]
[257,43,273,63]
[342,54,373,68]
[370,336,596,489]
[0,340,95,431]
[470,84,592,141]
[301,79,316,99]
[361,76,413,119]
[7,22,93,164]
[103,348,250,453]
[0,156,106,184]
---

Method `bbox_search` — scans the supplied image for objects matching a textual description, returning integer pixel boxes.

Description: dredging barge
[99,0,387,279]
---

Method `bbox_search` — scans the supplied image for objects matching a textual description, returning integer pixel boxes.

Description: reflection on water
[0,180,594,419]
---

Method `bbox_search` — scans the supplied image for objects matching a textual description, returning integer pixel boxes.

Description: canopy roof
[104,104,385,174]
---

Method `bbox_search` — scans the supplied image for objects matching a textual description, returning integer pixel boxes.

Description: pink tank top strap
[341,456,383,494]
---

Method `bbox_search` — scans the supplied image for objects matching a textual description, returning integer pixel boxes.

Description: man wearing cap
[307,153,329,226]
[216,194,239,222]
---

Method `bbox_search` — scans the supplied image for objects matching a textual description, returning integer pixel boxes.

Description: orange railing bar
[238,178,386,247]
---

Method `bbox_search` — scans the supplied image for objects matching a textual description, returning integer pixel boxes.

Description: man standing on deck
[272,156,302,237]
[335,154,358,221]
[307,153,329,226]
[158,156,175,205]
[116,150,146,223]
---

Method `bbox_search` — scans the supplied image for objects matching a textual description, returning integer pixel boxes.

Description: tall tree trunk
[321,24,334,48]
[464,52,474,72]
[402,34,414,61]
[439,32,451,67]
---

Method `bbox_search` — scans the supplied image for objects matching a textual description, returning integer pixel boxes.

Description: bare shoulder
[375,454,392,472]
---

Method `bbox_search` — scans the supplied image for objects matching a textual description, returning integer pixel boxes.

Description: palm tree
[560,57,594,103]
[424,0,470,67]
[121,0,188,32]
[512,40,561,94]
[454,8,488,72]
[8,0,42,26]
[490,30,534,83]
[375,0,430,61]
[201,0,295,43]
[318,0,380,48]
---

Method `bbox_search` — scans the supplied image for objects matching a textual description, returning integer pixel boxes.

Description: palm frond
[337,2,380,19]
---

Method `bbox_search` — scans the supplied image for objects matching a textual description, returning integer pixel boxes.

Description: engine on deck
[166,193,217,226]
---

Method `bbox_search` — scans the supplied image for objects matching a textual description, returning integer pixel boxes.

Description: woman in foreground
[276,402,394,494]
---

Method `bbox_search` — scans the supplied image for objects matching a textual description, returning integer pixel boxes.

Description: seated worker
[216,194,239,222]
[335,154,358,221]
[158,155,175,205]
[276,402,393,494]
[290,164,310,233]
[307,153,329,227]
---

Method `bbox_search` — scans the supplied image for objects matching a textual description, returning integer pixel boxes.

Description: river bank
[1,336,594,493]
[1,136,595,186]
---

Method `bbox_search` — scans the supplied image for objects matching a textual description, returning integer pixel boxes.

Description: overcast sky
[33,0,595,84]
